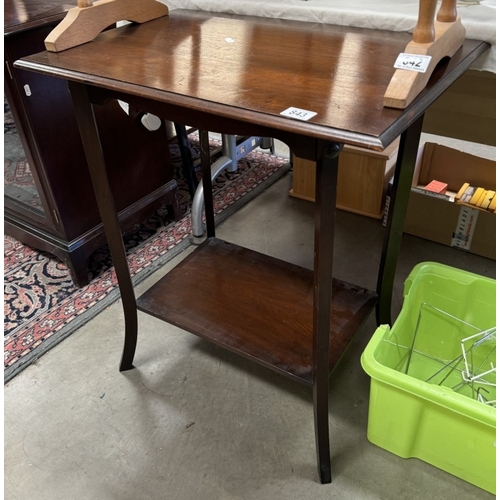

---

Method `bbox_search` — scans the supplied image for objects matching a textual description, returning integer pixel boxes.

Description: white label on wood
[280,107,317,121]
[394,53,432,73]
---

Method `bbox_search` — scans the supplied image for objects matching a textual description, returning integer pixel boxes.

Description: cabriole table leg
[313,141,343,483]
[376,114,424,326]
[68,81,138,371]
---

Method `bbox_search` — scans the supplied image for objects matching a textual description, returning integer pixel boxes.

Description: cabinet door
[5,25,61,234]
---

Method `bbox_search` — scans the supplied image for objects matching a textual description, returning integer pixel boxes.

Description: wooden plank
[137,238,377,386]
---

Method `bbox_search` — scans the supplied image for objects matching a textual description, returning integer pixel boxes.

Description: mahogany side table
[16,10,489,483]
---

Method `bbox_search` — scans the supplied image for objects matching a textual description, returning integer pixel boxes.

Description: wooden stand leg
[68,81,138,371]
[437,0,458,22]
[376,114,424,325]
[312,141,342,484]
[413,0,438,43]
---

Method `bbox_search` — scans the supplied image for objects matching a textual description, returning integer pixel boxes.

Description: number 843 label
[394,53,432,73]
[280,107,317,121]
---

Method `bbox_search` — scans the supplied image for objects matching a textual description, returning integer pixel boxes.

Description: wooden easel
[384,0,465,109]
[44,0,169,52]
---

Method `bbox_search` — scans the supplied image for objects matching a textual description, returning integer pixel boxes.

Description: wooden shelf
[137,238,377,385]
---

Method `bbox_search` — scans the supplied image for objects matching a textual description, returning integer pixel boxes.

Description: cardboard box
[402,143,496,260]
[290,140,398,219]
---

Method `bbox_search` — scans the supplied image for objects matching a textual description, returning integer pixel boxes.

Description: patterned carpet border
[4,151,290,383]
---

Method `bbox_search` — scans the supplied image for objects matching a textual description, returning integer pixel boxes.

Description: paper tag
[280,107,317,121]
[394,53,432,73]
[451,206,479,251]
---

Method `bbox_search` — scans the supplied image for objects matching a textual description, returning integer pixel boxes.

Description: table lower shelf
[137,237,377,386]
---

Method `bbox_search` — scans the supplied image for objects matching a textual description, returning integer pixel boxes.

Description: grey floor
[4,135,496,500]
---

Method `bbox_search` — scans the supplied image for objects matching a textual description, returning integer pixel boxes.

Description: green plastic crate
[361,262,496,494]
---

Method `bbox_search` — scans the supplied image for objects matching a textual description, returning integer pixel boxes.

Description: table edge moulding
[14,9,489,485]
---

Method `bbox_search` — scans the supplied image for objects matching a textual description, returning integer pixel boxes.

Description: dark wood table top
[4,0,75,35]
[16,9,488,149]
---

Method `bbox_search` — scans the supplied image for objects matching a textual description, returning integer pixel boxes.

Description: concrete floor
[4,136,496,500]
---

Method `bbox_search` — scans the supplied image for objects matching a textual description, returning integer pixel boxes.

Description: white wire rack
[401,302,496,407]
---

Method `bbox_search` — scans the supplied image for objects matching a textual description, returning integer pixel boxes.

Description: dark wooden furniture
[4,0,180,287]
[16,10,488,483]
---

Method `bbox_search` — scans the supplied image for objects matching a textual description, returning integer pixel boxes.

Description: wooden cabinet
[4,0,180,286]
[290,140,399,219]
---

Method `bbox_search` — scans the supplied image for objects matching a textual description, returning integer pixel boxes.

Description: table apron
[86,85,353,162]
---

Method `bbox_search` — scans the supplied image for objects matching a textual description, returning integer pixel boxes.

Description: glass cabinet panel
[4,100,44,214]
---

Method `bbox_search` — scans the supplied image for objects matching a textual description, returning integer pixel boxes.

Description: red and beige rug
[4,138,290,382]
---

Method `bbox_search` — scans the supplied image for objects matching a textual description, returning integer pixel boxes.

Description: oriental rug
[4,136,290,382]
